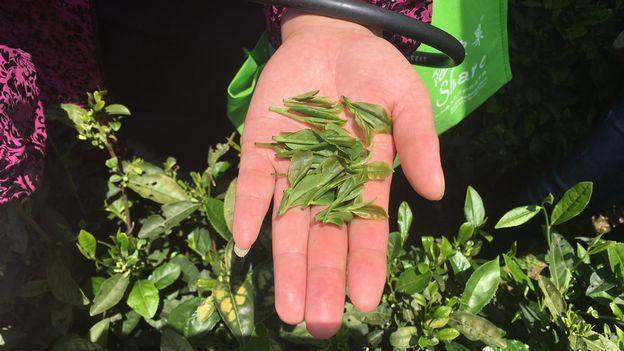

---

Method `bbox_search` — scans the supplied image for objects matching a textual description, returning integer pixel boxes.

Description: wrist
[281,9,381,43]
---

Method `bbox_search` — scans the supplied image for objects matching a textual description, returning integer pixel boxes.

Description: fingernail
[234,245,249,258]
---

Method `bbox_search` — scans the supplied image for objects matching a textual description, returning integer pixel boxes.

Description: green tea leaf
[213,277,254,344]
[495,205,541,229]
[449,251,472,274]
[139,201,199,239]
[503,254,534,291]
[464,186,485,228]
[149,262,181,290]
[551,181,593,225]
[187,228,213,262]
[127,279,159,319]
[167,297,218,337]
[46,256,89,306]
[546,233,574,291]
[127,171,187,204]
[397,201,413,239]
[449,311,506,348]
[104,104,131,116]
[460,257,500,314]
[434,328,460,341]
[342,96,392,145]
[537,275,566,319]
[389,326,417,349]
[607,243,624,279]
[88,318,110,346]
[350,203,388,220]
[77,229,97,259]
[364,161,393,180]
[224,178,237,234]
[203,197,231,241]
[456,222,475,245]
[90,274,129,316]
[396,269,432,294]
[160,328,194,351]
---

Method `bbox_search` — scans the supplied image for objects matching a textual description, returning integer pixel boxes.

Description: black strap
[250,0,465,67]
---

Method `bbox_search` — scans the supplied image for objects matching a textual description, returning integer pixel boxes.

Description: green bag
[227,0,511,135]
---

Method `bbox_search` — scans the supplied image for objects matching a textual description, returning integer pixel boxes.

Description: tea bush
[1,91,623,351]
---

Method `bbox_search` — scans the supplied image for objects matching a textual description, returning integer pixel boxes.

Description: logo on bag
[431,16,489,112]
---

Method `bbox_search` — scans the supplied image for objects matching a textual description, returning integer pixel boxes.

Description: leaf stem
[103,139,134,235]
[542,207,552,247]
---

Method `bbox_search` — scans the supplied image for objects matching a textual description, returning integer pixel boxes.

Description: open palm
[232,12,444,339]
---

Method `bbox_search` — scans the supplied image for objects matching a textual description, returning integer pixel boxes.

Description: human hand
[232,10,444,338]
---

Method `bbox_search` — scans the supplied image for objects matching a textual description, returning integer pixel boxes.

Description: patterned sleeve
[0,46,46,205]
[264,0,433,56]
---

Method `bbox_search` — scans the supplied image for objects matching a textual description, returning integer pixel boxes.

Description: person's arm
[232,5,443,339]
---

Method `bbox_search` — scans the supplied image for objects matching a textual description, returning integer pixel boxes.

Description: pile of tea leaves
[257,90,393,225]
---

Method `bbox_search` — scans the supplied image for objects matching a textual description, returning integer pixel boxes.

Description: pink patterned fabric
[0,0,101,204]
[265,0,433,56]
[0,47,46,205]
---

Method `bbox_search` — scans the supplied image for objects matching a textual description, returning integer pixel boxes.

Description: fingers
[272,177,309,325]
[305,207,348,339]
[392,73,445,200]
[348,134,393,312]
[232,138,275,256]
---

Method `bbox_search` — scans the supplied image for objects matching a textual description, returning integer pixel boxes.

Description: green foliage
[3,87,623,350]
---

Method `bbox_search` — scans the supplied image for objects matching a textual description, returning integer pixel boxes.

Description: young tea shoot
[257,90,393,225]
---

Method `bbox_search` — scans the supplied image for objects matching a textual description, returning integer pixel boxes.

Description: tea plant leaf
[138,201,199,239]
[449,251,471,273]
[448,311,507,348]
[90,274,129,316]
[127,172,187,205]
[396,269,432,294]
[503,254,534,291]
[213,276,255,344]
[456,222,475,245]
[77,229,97,259]
[167,297,218,337]
[586,271,615,296]
[434,327,460,341]
[460,257,500,314]
[224,178,237,233]
[88,318,110,346]
[389,326,417,349]
[344,302,391,326]
[464,186,485,228]
[397,201,412,239]
[120,311,141,337]
[537,275,566,319]
[149,262,181,290]
[187,228,213,262]
[607,243,624,279]
[550,181,593,225]
[170,255,200,284]
[127,279,159,319]
[494,205,541,229]
[104,104,131,116]
[161,328,194,351]
[204,197,231,241]
[46,256,89,306]
[546,233,574,291]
